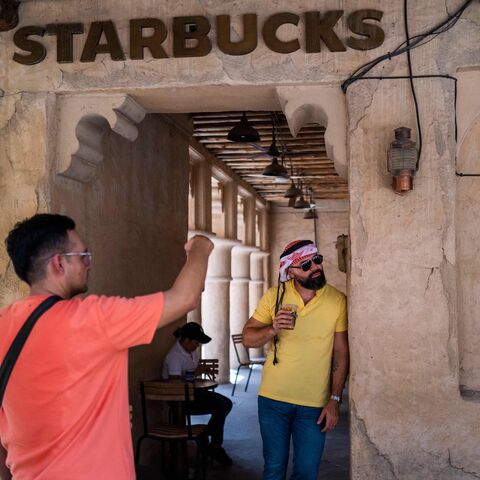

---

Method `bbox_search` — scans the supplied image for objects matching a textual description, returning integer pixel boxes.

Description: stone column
[230,245,258,368]
[243,196,257,247]
[249,250,270,358]
[258,207,270,253]
[223,181,238,240]
[201,237,239,384]
[258,207,270,291]
[190,159,212,232]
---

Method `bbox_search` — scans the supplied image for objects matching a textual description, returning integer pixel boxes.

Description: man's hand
[317,399,340,432]
[184,235,214,257]
[272,309,295,334]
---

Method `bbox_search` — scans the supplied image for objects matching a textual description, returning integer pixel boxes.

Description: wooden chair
[197,358,219,383]
[135,380,208,480]
[231,334,266,396]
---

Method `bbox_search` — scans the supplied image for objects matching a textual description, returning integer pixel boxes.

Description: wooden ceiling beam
[193,127,323,134]
[192,110,348,203]
[195,134,326,143]
[203,141,326,149]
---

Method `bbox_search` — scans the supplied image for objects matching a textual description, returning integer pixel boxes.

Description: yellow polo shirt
[252,280,347,407]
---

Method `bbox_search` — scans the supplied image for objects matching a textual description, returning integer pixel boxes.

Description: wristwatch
[330,394,342,403]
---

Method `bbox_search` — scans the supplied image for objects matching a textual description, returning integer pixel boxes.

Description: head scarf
[279,240,319,282]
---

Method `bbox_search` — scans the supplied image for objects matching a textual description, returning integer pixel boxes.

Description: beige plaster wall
[268,207,348,293]
[0,93,54,306]
[347,74,480,478]
[0,0,393,97]
[51,113,190,445]
[5,0,477,113]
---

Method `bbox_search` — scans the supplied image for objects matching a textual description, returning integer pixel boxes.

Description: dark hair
[5,213,76,285]
[173,327,185,340]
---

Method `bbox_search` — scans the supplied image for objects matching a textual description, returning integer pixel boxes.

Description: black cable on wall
[341,0,479,176]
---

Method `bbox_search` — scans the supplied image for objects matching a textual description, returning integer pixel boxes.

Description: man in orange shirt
[0,213,213,480]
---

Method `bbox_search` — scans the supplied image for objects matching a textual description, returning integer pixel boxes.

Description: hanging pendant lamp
[293,195,310,209]
[284,180,302,198]
[262,157,289,178]
[227,112,260,143]
[287,196,297,207]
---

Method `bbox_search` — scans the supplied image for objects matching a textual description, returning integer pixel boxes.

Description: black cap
[175,322,212,344]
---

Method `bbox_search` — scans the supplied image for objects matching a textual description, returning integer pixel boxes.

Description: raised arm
[159,235,213,328]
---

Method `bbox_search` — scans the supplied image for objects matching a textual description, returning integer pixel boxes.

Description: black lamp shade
[284,180,302,198]
[293,195,310,209]
[262,158,289,178]
[227,112,260,143]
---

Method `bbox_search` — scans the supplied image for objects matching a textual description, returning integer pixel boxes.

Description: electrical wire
[341,0,474,93]
[403,0,422,168]
[346,74,480,176]
[340,0,479,176]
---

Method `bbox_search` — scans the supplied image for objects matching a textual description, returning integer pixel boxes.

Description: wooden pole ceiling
[192,111,348,205]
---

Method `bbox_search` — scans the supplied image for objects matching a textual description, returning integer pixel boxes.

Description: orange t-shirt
[0,292,163,480]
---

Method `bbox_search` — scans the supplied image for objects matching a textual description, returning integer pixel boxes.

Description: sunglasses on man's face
[289,254,324,272]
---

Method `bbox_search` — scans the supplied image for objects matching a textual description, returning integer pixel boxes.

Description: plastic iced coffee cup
[281,304,298,330]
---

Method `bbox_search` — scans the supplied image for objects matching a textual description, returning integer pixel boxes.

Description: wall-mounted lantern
[387,127,418,195]
[0,0,19,32]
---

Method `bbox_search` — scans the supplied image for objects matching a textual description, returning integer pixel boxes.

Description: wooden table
[192,379,217,391]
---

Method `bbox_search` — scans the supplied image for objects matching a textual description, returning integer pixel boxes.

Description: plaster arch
[55,94,146,183]
[276,86,347,179]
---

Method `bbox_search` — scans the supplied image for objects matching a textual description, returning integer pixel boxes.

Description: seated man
[162,322,233,466]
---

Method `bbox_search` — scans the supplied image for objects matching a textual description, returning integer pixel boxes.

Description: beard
[298,269,327,290]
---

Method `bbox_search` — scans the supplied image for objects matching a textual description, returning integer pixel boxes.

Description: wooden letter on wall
[130,18,168,59]
[80,20,126,62]
[305,11,346,53]
[262,13,300,54]
[173,16,212,58]
[346,10,385,50]
[217,14,257,55]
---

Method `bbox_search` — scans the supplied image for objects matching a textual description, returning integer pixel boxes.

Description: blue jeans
[258,395,326,480]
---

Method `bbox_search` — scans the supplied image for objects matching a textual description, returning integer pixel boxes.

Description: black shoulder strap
[0,295,61,406]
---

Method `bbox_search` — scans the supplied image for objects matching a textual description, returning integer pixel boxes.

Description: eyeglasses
[289,254,323,272]
[59,252,93,266]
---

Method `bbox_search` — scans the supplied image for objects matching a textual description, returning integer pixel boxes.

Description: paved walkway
[138,367,349,479]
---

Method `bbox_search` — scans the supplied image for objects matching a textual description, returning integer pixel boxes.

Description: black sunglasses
[290,254,323,272]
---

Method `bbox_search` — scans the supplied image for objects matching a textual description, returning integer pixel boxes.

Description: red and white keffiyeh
[279,243,318,282]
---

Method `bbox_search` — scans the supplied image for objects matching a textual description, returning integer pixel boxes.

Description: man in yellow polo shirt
[243,239,349,480]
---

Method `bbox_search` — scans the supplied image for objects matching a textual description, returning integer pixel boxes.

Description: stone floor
[137,367,349,480]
